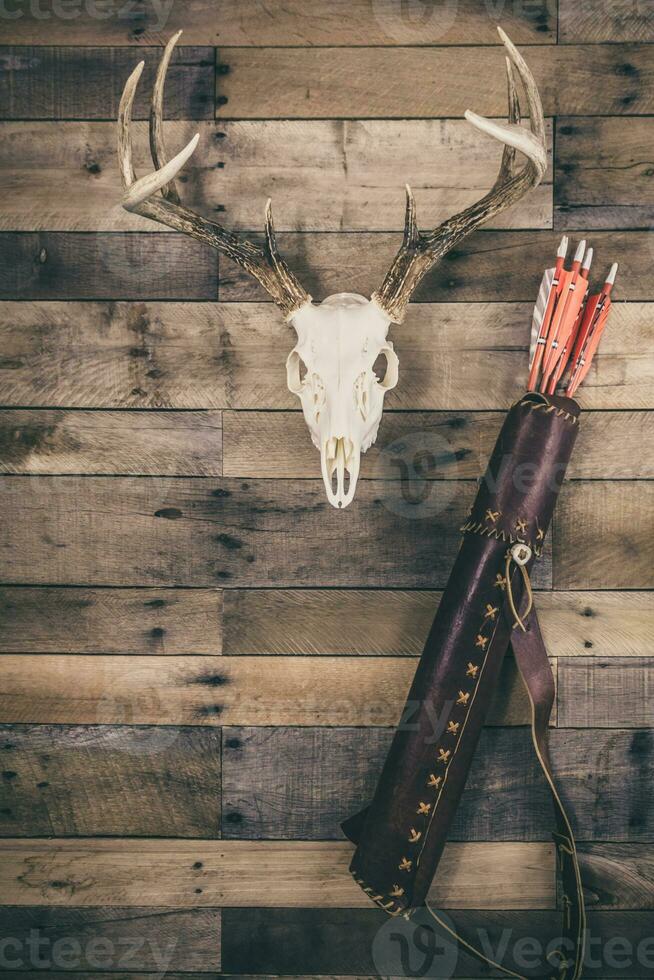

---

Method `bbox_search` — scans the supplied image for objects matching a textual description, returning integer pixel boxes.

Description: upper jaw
[321,437,360,509]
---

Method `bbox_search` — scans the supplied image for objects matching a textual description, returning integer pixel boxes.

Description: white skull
[286,293,399,509]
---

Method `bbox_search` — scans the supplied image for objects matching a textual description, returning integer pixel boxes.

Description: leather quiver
[342,392,585,979]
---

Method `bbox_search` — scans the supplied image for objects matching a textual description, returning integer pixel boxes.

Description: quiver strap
[342,392,586,980]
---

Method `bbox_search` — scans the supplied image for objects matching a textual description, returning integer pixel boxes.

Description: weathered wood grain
[0,839,555,909]
[0,234,216,301]
[4,408,651,478]
[0,120,552,233]
[0,410,223,476]
[0,905,221,980]
[579,842,654,910]
[2,301,651,411]
[223,410,654,480]
[554,481,654,590]
[223,589,654,658]
[0,587,222,654]
[217,46,654,119]
[218,231,650,308]
[4,587,648,659]
[0,46,214,120]
[221,908,654,976]
[558,660,654,728]
[0,724,221,838]
[0,907,220,972]
[10,648,646,735]
[0,654,534,727]
[556,117,654,228]
[0,475,552,589]
[559,0,654,43]
[0,0,556,45]
[221,727,651,842]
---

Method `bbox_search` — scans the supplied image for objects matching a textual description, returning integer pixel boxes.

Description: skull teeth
[321,437,360,510]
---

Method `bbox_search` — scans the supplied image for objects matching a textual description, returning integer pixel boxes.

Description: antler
[372,28,547,324]
[118,31,312,319]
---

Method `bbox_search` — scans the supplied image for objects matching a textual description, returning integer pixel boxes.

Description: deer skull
[117,28,547,509]
[287,294,398,508]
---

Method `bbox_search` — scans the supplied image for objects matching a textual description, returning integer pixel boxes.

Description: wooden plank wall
[0,1,653,976]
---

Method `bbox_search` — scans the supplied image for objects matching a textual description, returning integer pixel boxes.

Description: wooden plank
[221,908,654,976]
[1,300,651,411]
[218,231,651,307]
[0,46,214,120]
[0,654,534,727]
[0,839,555,909]
[554,481,654,590]
[217,46,654,119]
[0,724,221,838]
[223,909,652,980]
[0,475,552,589]
[0,907,220,972]
[579,842,654,910]
[5,408,650,479]
[0,120,552,233]
[0,587,222,654]
[222,727,651,842]
[0,411,223,476]
[223,410,654,480]
[558,659,654,728]
[559,0,654,43]
[4,586,648,660]
[0,234,217,301]
[0,0,556,45]
[556,117,654,228]
[224,590,654,658]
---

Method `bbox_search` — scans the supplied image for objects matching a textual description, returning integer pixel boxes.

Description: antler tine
[149,29,184,203]
[372,28,547,324]
[116,36,312,319]
[496,56,520,186]
[117,59,144,191]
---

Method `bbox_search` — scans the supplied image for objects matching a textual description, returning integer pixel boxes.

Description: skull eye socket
[286,349,308,394]
[373,346,400,390]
